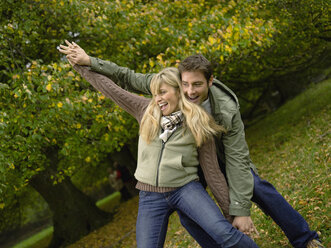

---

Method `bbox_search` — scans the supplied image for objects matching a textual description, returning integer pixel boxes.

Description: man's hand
[58,40,91,66]
[232,216,259,238]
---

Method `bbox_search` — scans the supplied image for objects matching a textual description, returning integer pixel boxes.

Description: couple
[59,41,322,248]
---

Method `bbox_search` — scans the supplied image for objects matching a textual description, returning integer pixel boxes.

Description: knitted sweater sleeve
[73,65,150,123]
[198,139,233,223]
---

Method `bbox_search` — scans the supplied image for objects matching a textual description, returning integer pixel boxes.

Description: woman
[69,62,258,247]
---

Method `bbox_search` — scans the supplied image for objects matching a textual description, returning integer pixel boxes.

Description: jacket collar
[208,79,239,115]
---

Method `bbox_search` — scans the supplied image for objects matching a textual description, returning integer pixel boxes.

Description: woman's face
[155,83,180,116]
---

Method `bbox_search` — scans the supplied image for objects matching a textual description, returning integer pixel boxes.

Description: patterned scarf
[159,111,184,142]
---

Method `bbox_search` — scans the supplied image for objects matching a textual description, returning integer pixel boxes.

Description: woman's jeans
[178,170,319,248]
[136,181,258,248]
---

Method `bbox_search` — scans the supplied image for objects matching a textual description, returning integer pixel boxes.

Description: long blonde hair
[140,67,225,147]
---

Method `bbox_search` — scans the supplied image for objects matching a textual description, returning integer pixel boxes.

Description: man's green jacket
[90,57,258,216]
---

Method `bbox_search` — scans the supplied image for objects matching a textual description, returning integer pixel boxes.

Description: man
[59,41,323,248]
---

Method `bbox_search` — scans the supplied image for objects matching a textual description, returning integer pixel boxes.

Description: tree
[0,60,139,246]
[2,0,328,115]
[1,0,329,246]
[1,1,140,246]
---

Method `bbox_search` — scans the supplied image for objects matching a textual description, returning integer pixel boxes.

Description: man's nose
[187,85,195,95]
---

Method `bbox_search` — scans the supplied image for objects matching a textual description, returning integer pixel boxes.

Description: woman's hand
[58,40,91,66]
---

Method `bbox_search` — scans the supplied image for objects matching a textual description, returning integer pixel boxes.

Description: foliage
[2,0,328,80]
[0,196,21,233]
[71,164,110,199]
[0,60,138,209]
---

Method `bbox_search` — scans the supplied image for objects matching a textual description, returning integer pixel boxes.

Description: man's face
[181,71,213,105]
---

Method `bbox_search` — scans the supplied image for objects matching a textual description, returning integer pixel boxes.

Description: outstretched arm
[59,40,91,66]
[59,40,154,95]
[72,65,150,123]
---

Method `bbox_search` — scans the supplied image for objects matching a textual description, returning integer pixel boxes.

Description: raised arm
[59,40,154,95]
[73,65,150,123]
[90,57,154,95]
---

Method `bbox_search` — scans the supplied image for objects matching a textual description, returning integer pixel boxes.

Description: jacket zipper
[156,140,165,187]
[155,127,179,186]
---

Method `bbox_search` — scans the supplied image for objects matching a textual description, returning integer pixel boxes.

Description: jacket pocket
[135,143,160,183]
[158,150,188,185]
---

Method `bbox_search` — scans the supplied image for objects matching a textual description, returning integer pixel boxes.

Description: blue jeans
[136,181,258,248]
[178,170,319,248]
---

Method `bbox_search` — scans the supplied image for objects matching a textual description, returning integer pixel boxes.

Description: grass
[245,79,331,247]
[12,227,53,248]
[96,191,121,211]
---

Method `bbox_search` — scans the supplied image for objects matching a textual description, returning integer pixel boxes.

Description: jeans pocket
[139,190,151,198]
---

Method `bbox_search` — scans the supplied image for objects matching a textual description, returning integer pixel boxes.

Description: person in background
[112,161,137,200]
[108,166,123,192]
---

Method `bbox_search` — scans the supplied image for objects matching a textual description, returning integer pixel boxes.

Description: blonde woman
[70,64,258,248]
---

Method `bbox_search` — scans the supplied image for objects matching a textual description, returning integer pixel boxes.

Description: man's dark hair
[178,54,213,81]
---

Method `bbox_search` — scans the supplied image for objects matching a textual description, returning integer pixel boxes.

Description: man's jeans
[136,181,258,248]
[178,170,319,248]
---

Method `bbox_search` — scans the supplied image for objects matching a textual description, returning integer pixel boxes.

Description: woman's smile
[155,83,180,116]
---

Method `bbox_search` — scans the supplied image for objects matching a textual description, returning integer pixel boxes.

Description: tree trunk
[29,148,112,247]
[110,143,137,177]
[110,143,139,199]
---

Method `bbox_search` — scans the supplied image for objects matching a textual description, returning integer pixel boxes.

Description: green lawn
[245,79,330,247]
